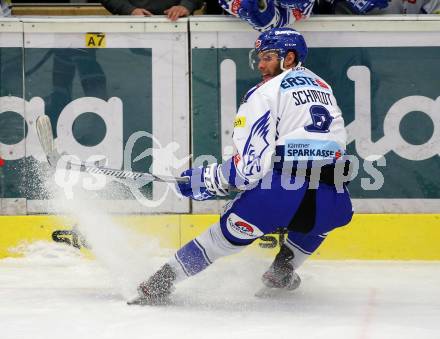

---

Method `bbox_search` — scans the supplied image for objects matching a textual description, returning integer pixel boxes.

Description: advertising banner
[0,19,190,214]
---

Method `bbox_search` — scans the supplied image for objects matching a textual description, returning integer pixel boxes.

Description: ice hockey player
[128,28,353,305]
[218,0,315,31]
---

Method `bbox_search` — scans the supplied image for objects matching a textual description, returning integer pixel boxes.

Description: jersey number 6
[304,105,333,133]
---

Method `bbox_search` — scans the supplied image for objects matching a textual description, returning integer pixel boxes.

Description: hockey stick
[35,115,189,184]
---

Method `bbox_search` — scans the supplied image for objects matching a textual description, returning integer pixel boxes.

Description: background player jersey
[219,0,314,31]
[0,0,11,16]
[369,0,440,13]
[231,66,347,186]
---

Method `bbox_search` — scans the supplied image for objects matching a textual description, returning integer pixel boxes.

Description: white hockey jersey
[230,66,347,187]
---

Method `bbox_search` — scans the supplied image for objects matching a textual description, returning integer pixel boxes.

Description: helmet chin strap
[280,58,302,71]
[280,57,288,71]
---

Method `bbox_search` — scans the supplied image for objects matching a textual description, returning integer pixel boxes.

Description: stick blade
[36,115,60,167]
[36,115,54,155]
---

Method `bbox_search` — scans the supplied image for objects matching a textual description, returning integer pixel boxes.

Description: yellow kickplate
[315,214,440,260]
[0,214,439,260]
[0,216,68,257]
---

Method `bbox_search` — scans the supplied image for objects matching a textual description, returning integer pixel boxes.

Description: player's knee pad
[220,212,264,246]
[197,222,244,261]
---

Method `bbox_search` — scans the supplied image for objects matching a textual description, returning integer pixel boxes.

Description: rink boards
[1,17,439,261]
[0,214,439,260]
[1,16,440,215]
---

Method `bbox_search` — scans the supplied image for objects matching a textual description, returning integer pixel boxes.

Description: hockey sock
[168,222,244,283]
[284,232,327,269]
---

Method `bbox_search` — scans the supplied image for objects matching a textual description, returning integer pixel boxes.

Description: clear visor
[248,49,282,70]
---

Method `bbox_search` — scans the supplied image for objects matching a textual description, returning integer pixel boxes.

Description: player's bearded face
[257,51,282,82]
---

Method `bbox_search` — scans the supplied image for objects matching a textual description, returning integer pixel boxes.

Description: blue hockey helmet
[251,28,308,69]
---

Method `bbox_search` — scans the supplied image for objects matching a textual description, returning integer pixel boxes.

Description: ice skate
[127,264,176,306]
[255,244,301,298]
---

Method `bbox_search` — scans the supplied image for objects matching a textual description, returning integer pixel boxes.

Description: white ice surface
[1,242,439,339]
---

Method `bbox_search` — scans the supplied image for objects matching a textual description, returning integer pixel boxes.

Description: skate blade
[127,295,146,305]
[127,295,171,306]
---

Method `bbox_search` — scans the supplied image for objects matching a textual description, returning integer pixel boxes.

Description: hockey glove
[237,0,276,30]
[344,0,388,14]
[176,163,229,201]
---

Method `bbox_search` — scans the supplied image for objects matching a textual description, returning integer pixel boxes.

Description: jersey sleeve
[218,0,298,31]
